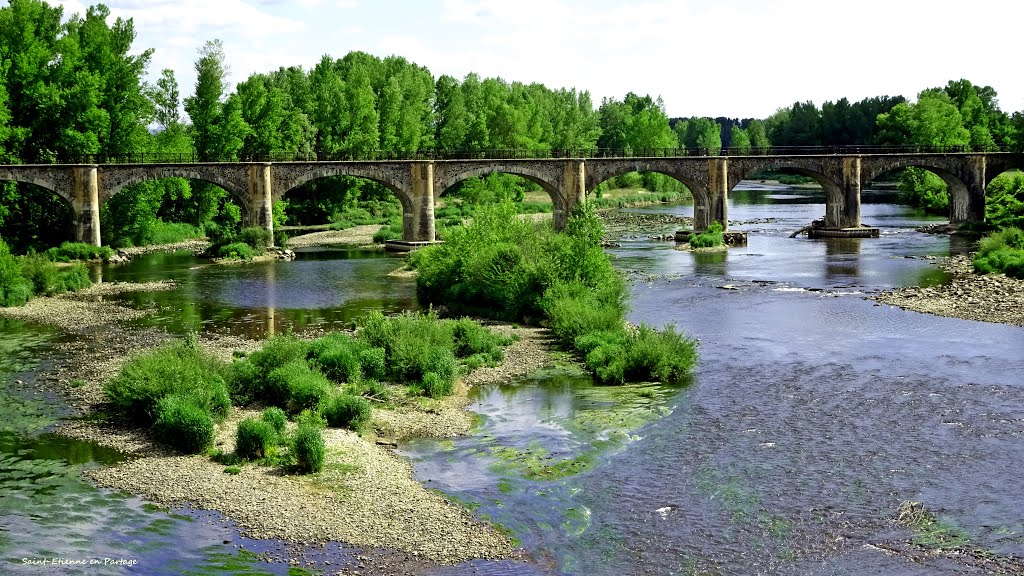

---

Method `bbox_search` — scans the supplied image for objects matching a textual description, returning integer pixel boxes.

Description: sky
[32,0,1024,119]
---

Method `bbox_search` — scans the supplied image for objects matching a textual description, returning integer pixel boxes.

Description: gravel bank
[872,255,1024,327]
[286,225,383,249]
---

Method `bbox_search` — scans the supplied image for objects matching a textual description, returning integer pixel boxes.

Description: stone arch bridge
[1,152,1020,246]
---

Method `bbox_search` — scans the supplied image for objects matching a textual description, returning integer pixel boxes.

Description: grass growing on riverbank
[411,201,699,384]
[1,237,94,307]
[973,227,1024,278]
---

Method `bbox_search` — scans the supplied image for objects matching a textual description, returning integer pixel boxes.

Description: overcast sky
[35,0,1024,119]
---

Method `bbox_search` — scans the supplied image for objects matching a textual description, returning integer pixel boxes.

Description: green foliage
[986,171,1024,229]
[216,242,255,260]
[148,222,204,245]
[104,339,230,426]
[292,410,326,473]
[309,333,365,383]
[18,253,61,295]
[319,393,372,431]
[0,238,32,307]
[898,168,948,214]
[235,417,277,460]
[358,347,387,380]
[266,360,332,414]
[689,221,725,248]
[973,227,1024,278]
[372,224,403,243]
[238,226,272,253]
[420,371,453,399]
[226,334,310,405]
[152,393,216,454]
[44,242,114,262]
[260,406,288,436]
[56,263,91,293]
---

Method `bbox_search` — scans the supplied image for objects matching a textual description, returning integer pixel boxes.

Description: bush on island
[104,338,230,427]
[689,221,725,249]
[153,393,216,454]
[319,393,372,431]
[235,417,278,460]
[292,410,326,473]
[260,407,288,436]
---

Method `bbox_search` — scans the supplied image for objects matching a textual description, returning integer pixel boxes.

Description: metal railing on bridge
[12,144,1021,165]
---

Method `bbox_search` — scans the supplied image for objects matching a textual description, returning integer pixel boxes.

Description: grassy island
[412,201,699,384]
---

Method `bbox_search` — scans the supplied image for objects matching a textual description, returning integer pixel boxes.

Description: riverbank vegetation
[973,227,1024,278]
[0,237,92,307]
[412,202,698,384]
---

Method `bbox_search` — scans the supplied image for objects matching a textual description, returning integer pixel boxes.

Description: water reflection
[96,249,419,338]
[824,238,861,278]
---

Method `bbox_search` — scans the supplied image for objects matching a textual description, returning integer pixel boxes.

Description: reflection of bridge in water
[2,149,1022,246]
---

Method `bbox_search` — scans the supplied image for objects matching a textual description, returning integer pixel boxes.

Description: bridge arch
[273,164,413,212]
[100,166,251,218]
[438,165,561,200]
[0,170,70,205]
[0,177,76,250]
[862,160,973,222]
[984,155,1024,188]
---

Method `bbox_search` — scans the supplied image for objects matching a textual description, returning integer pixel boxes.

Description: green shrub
[689,221,724,248]
[623,324,698,383]
[104,340,230,426]
[266,360,332,414]
[261,407,288,435]
[225,360,262,405]
[153,394,215,454]
[450,317,513,363]
[19,253,62,295]
[43,242,115,262]
[353,379,390,402]
[238,226,272,253]
[292,411,326,473]
[543,281,625,346]
[974,227,1024,278]
[358,347,387,380]
[319,393,372,431]
[420,372,453,398]
[235,417,277,460]
[217,242,255,260]
[58,264,92,293]
[372,224,403,244]
[411,202,699,385]
[309,333,365,384]
[0,238,33,307]
[148,222,204,245]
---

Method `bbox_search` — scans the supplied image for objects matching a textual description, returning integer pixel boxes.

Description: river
[2,183,1023,575]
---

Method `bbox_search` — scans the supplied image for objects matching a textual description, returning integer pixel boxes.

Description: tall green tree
[730,124,751,153]
[152,68,180,129]
[185,39,247,161]
[876,89,970,148]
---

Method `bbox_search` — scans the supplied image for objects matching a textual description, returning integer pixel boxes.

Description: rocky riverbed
[872,255,1024,328]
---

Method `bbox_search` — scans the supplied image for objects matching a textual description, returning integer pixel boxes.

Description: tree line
[2,0,1024,252]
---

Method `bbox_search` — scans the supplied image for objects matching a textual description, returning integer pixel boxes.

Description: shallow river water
[2,184,1023,575]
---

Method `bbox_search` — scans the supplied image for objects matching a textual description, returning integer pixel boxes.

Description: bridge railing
[11,144,1020,165]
